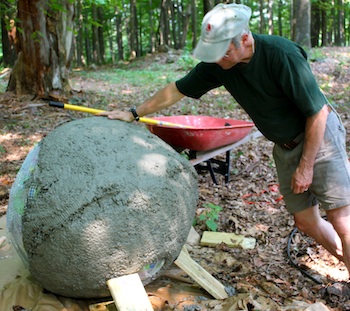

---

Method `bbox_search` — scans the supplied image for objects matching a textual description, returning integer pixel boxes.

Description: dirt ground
[0,47,350,310]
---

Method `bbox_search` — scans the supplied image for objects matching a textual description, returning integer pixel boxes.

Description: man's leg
[326,205,350,276]
[293,205,344,263]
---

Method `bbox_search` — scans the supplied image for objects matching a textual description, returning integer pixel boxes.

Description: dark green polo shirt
[175,34,327,144]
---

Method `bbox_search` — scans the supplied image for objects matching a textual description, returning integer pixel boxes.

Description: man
[99,4,350,278]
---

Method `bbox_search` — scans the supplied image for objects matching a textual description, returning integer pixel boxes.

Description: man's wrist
[129,106,140,121]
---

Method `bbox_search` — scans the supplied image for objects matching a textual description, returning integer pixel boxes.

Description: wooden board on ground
[174,246,228,300]
[200,231,256,249]
[107,273,154,311]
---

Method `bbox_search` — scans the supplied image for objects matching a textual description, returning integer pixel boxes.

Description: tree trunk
[115,6,124,60]
[267,0,274,35]
[259,0,265,33]
[84,9,92,65]
[1,17,17,67]
[170,1,178,49]
[335,0,344,45]
[97,6,105,63]
[277,0,283,36]
[180,3,191,48]
[159,0,171,49]
[148,0,155,53]
[75,0,84,66]
[107,20,115,65]
[7,0,74,97]
[191,0,197,49]
[311,1,321,47]
[91,4,100,64]
[321,0,327,46]
[129,0,139,57]
[292,0,311,48]
[203,0,214,15]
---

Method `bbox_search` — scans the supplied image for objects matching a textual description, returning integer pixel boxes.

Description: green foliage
[196,203,223,232]
[75,67,182,87]
[308,48,326,62]
[0,145,6,154]
[177,51,199,71]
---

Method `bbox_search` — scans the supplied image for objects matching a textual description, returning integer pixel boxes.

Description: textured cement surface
[22,117,198,298]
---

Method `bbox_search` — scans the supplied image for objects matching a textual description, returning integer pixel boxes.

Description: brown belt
[281,140,300,150]
[279,132,304,150]
[278,107,332,151]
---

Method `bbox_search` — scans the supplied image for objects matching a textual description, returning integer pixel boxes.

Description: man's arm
[98,82,185,121]
[291,104,329,194]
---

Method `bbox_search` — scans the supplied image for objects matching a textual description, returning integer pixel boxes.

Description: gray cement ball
[22,117,198,298]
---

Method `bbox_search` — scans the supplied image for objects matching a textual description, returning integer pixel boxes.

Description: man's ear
[241,32,250,45]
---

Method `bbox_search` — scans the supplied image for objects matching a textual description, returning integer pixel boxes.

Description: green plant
[308,48,326,62]
[197,203,222,232]
[0,145,6,154]
[178,51,199,71]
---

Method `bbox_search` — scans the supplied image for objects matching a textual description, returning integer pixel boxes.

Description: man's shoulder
[254,33,298,49]
[254,33,307,59]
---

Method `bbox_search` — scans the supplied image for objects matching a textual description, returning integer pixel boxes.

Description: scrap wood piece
[174,246,228,300]
[200,231,256,249]
[89,301,115,311]
[107,273,154,311]
[0,236,6,249]
[186,226,201,246]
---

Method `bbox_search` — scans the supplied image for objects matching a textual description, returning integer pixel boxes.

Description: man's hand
[97,109,135,122]
[290,104,330,194]
[291,161,313,194]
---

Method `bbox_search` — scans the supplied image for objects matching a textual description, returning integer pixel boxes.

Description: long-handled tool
[48,101,194,128]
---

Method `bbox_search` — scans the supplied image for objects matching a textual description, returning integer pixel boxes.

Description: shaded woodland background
[0,0,348,98]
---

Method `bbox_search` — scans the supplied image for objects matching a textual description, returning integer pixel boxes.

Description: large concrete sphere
[21,117,198,298]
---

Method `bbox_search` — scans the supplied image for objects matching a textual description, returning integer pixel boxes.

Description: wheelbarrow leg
[225,150,231,183]
[205,160,218,185]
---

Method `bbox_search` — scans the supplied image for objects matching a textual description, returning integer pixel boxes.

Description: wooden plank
[107,274,154,311]
[200,231,256,249]
[190,130,262,166]
[174,246,228,300]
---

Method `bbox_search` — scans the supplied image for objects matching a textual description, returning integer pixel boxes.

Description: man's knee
[294,218,312,234]
[293,213,317,234]
[327,205,350,239]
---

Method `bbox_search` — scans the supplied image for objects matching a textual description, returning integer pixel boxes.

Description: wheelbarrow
[146,116,256,184]
[146,115,254,151]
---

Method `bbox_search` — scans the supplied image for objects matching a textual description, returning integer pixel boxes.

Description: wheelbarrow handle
[49,101,105,114]
[48,101,194,128]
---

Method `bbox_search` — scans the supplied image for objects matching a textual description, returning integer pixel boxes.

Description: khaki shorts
[273,110,350,214]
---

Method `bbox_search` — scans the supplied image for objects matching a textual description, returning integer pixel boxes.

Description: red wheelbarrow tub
[146,116,255,151]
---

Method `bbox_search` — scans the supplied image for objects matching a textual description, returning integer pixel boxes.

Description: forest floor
[0,46,350,311]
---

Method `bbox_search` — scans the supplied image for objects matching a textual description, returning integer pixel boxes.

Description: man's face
[215,42,245,70]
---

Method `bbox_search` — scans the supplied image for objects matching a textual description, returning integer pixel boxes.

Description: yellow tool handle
[48,101,194,128]
[63,103,105,114]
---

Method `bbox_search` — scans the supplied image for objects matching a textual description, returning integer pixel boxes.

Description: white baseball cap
[193,3,252,63]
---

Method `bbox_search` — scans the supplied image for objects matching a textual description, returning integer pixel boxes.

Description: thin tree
[75,0,84,66]
[191,0,197,49]
[129,0,139,57]
[311,0,321,47]
[267,0,274,35]
[115,5,124,60]
[335,0,345,45]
